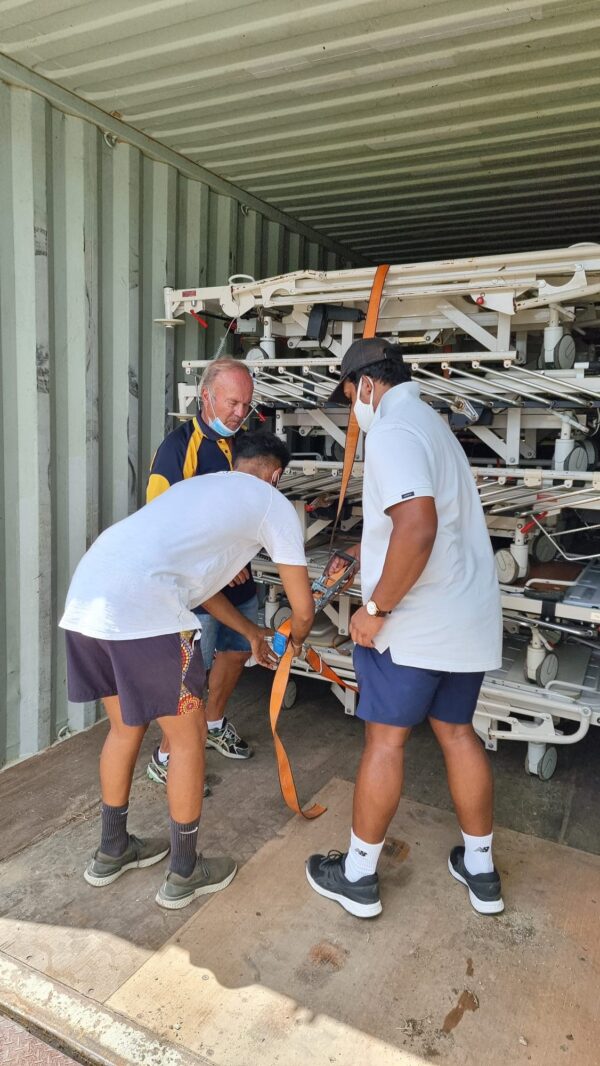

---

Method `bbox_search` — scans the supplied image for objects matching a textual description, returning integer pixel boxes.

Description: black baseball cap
[328,337,405,404]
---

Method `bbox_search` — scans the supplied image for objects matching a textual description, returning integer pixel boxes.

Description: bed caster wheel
[525,746,558,781]
[535,651,559,687]
[530,531,557,565]
[495,547,520,584]
[564,443,588,473]
[283,680,297,709]
[582,438,598,466]
[553,334,576,370]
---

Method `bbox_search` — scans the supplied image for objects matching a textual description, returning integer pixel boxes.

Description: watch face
[366,600,377,616]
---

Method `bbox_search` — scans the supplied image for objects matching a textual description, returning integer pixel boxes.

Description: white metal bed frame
[158,246,600,779]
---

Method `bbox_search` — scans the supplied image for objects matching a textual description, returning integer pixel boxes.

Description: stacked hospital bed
[158,245,600,778]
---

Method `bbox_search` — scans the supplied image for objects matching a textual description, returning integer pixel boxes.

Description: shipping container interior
[2,4,600,1064]
[1,0,599,771]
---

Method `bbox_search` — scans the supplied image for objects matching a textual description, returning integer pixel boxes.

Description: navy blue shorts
[64,629,206,727]
[353,645,484,728]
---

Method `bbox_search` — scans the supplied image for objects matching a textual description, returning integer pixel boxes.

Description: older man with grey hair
[146,357,260,788]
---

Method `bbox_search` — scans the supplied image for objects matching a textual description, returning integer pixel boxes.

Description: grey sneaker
[306,850,382,918]
[448,846,504,915]
[155,854,237,910]
[206,718,252,760]
[84,833,170,887]
[147,746,211,797]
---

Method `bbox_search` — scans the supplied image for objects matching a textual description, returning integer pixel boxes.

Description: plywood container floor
[1,670,599,1066]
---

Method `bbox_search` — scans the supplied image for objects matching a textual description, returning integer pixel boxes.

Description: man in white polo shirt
[306,339,503,919]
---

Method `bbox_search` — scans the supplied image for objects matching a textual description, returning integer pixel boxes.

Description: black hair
[233,430,290,471]
[347,344,411,389]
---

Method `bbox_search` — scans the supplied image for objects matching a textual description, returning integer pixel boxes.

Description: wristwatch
[365,599,389,617]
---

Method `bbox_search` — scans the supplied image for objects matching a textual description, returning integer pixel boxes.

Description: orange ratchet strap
[268,266,389,819]
[268,619,357,819]
[331,263,390,544]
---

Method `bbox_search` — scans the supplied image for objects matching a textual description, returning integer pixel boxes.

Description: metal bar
[436,297,500,351]
[512,364,600,402]
[306,409,347,448]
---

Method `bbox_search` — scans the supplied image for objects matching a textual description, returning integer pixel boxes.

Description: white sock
[462,831,494,875]
[343,830,385,883]
[208,716,225,733]
[157,749,169,766]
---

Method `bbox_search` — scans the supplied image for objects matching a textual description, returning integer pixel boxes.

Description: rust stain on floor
[442,990,479,1034]
[382,837,411,863]
[295,939,350,989]
[307,941,349,971]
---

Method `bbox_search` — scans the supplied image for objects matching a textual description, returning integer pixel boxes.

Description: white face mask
[353,376,377,433]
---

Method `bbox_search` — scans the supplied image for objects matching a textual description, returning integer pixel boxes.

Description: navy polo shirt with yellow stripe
[147,411,256,607]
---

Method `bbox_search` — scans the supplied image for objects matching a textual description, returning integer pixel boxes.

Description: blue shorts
[353,645,484,728]
[195,594,259,668]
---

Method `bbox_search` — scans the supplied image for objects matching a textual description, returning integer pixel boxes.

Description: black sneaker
[306,850,382,918]
[448,846,504,915]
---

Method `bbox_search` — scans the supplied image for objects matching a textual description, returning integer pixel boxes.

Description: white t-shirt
[60,472,307,640]
[361,382,502,672]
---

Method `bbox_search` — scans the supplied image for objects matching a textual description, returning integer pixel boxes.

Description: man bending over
[60,432,314,910]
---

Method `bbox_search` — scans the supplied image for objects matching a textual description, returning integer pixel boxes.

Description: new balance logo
[475,846,490,853]
[355,848,368,857]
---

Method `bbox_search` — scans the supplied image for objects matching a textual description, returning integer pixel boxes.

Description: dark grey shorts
[64,629,206,727]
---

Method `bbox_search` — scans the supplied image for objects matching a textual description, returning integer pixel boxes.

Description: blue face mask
[205,390,238,438]
[208,414,237,438]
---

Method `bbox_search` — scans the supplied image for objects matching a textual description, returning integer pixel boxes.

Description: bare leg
[99,695,147,806]
[429,719,493,835]
[204,650,249,723]
[352,721,412,843]
[157,702,207,823]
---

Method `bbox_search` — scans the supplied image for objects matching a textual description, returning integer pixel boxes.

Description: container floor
[1,669,599,1065]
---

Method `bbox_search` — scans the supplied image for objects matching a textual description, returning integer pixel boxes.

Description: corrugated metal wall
[0,81,346,768]
[2,0,597,262]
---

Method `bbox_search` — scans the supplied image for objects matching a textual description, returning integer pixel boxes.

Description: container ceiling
[1,0,599,264]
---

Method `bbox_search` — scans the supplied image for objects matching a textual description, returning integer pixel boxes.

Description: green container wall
[0,82,348,767]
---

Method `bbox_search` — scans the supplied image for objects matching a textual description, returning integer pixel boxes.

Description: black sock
[169,817,199,878]
[100,802,129,857]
